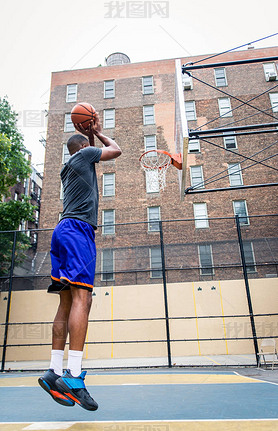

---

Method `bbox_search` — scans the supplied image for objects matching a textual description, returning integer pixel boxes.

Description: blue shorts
[48,218,96,293]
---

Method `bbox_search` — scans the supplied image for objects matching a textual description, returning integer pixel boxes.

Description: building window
[35,210,40,224]
[218,98,232,117]
[14,192,19,201]
[64,113,75,132]
[188,139,200,153]
[193,203,209,229]
[190,166,204,189]
[150,247,162,278]
[104,109,115,128]
[66,84,77,102]
[102,249,114,281]
[143,105,155,125]
[142,76,154,94]
[269,93,278,112]
[223,132,237,149]
[263,63,277,81]
[102,209,115,235]
[146,170,159,193]
[148,206,160,232]
[63,143,70,164]
[228,163,243,186]
[103,173,115,197]
[243,241,256,273]
[214,68,227,87]
[233,200,249,225]
[198,244,214,275]
[185,101,196,121]
[144,135,157,152]
[104,80,115,98]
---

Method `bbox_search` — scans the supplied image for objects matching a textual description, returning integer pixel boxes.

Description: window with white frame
[188,139,200,153]
[228,163,243,186]
[102,209,115,235]
[142,76,154,94]
[190,166,204,189]
[63,143,70,164]
[193,203,209,229]
[149,247,162,278]
[66,84,77,102]
[144,135,157,152]
[14,192,19,201]
[148,206,160,232]
[214,68,227,87]
[104,80,115,98]
[223,131,237,149]
[243,241,256,273]
[198,244,214,275]
[218,98,232,117]
[269,93,278,112]
[233,200,249,225]
[263,63,277,81]
[103,173,115,197]
[146,170,159,193]
[64,113,75,132]
[104,109,115,128]
[185,101,196,121]
[102,249,114,281]
[143,105,155,125]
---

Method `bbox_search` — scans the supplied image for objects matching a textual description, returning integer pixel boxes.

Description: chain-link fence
[0,215,277,371]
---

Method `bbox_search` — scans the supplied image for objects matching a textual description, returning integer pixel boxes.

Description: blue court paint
[0,383,277,422]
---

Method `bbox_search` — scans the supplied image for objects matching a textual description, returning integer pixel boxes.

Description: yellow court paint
[0,373,262,387]
[0,420,277,431]
[111,286,114,359]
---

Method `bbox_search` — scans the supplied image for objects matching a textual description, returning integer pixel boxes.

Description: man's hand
[74,112,101,146]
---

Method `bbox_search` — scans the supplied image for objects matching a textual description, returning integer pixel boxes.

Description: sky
[0,0,277,171]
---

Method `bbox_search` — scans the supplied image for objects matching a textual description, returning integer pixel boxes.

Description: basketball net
[139,150,172,191]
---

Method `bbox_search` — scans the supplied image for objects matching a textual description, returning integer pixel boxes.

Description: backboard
[174,59,189,201]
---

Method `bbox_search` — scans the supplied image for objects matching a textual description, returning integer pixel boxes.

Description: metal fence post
[159,220,172,368]
[1,230,17,372]
[235,215,259,366]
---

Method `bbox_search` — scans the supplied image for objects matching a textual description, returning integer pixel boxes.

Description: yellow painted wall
[0,278,277,362]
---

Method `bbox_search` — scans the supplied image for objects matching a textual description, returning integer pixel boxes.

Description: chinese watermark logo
[104,1,169,19]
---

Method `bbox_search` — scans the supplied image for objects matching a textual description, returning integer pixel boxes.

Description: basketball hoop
[139,150,173,191]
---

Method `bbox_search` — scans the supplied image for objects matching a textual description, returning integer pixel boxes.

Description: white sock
[50,350,64,376]
[67,350,83,377]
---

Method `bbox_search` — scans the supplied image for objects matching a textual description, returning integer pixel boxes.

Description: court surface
[0,368,278,431]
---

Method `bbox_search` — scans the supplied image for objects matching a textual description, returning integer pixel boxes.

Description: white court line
[233,371,278,386]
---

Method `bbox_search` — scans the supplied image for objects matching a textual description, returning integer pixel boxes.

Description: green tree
[0,97,37,275]
[0,97,32,197]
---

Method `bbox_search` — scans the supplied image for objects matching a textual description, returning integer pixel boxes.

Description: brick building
[39,47,278,285]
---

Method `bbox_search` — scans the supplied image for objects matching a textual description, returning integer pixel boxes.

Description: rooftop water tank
[106,52,131,66]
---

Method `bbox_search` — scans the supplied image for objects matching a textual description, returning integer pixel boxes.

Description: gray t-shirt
[60,146,102,229]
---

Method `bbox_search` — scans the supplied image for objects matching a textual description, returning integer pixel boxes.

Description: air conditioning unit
[267,72,277,81]
[183,76,193,90]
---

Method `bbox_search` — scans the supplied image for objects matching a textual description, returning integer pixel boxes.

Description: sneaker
[38,369,75,407]
[55,369,98,411]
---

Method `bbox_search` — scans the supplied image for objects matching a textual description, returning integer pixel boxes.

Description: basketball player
[38,112,121,410]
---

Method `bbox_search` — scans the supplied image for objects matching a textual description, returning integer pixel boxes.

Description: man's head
[67,134,89,155]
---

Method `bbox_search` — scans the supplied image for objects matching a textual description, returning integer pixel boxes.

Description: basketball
[71,103,96,129]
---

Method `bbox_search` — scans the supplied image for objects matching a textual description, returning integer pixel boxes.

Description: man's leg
[68,286,92,350]
[66,285,92,377]
[55,285,98,411]
[38,289,75,407]
[52,289,73,350]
